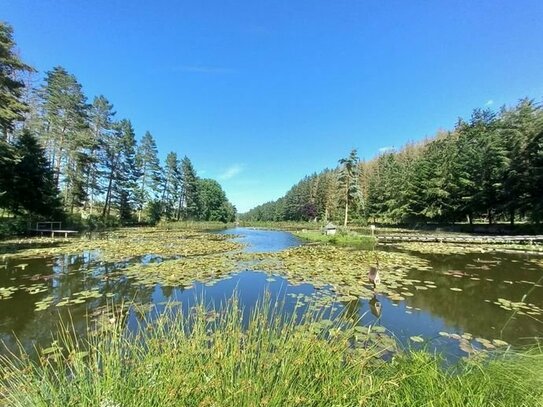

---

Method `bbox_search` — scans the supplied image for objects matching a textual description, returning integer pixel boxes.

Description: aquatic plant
[0,228,243,261]
[294,229,377,249]
[1,298,542,406]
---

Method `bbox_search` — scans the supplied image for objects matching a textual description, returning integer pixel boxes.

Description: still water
[0,227,542,360]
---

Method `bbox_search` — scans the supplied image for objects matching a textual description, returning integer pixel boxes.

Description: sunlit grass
[1,297,542,406]
[294,229,377,249]
[157,220,235,231]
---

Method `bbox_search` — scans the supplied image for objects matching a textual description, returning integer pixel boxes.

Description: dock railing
[35,221,62,230]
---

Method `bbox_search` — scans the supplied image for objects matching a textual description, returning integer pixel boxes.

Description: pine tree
[88,95,115,213]
[177,156,198,220]
[102,119,137,218]
[0,22,34,139]
[160,152,181,220]
[0,139,17,210]
[338,149,360,226]
[524,125,543,222]
[40,66,89,210]
[9,130,60,216]
[499,99,540,224]
[135,131,161,222]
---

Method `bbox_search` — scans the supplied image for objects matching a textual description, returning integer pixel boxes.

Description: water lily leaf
[492,339,509,347]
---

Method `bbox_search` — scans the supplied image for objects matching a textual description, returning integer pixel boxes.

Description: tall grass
[157,220,235,231]
[295,229,377,249]
[1,298,542,406]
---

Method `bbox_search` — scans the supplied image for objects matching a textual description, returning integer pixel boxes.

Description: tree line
[242,99,543,225]
[0,21,236,225]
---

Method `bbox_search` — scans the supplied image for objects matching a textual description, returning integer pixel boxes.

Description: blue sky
[4,0,543,212]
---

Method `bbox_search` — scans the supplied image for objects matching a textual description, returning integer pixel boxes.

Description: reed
[1,297,542,406]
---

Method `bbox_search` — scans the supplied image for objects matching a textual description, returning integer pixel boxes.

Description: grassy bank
[1,299,542,406]
[157,220,235,231]
[295,229,377,249]
[238,220,323,231]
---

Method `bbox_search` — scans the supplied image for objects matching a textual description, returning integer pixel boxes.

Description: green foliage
[244,99,543,225]
[0,139,17,205]
[134,131,161,221]
[160,151,181,219]
[0,21,236,233]
[0,21,34,138]
[295,229,377,249]
[102,119,138,219]
[144,199,163,225]
[196,178,236,222]
[179,156,199,220]
[117,189,133,224]
[40,66,90,211]
[1,130,61,217]
[0,217,28,238]
[338,148,360,226]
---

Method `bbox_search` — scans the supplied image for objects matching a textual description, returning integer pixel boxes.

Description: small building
[323,222,337,236]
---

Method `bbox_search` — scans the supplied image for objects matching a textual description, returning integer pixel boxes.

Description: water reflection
[0,229,542,361]
[369,295,382,319]
[219,227,301,252]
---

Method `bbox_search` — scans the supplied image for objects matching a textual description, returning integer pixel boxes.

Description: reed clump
[1,298,542,406]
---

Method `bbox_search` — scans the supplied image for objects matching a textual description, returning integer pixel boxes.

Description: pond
[0,227,542,361]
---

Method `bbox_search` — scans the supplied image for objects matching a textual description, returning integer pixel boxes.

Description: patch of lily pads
[493,297,543,315]
[232,245,433,302]
[0,228,243,262]
[390,241,543,255]
[122,253,240,288]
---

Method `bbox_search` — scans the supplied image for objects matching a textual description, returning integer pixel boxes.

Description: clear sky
[3,0,543,212]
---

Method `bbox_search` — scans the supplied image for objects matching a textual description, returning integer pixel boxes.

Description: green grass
[157,220,235,231]
[2,298,543,406]
[295,229,377,249]
[238,220,324,231]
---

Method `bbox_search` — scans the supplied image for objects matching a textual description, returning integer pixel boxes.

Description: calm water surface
[1,227,542,361]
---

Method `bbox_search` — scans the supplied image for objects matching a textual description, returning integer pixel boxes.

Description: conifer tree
[88,95,115,212]
[40,66,89,210]
[0,22,34,139]
[160,152,181,219]
[135,131,161,222]
[9,130,60,216]
[101,119,137,218]
[338,149,360,226]
[178,156,198,220]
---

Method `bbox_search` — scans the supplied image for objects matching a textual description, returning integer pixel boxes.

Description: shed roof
[324,222,337,230]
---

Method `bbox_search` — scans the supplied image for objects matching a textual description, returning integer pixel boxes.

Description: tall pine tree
[135,131,161,222]
[0,22,34,140]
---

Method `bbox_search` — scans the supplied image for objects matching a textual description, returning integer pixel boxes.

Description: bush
[0,217,28,238]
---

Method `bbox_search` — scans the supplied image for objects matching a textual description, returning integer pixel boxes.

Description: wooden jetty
[29,221,78,238]
[377,234,543,245]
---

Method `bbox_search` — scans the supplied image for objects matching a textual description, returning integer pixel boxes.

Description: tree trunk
[138,171,146,223]
[102,164,115,218]
[343,181,349,227]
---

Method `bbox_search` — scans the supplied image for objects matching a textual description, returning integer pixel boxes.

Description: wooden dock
[377,234,543,245]
[29,221,78,238]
